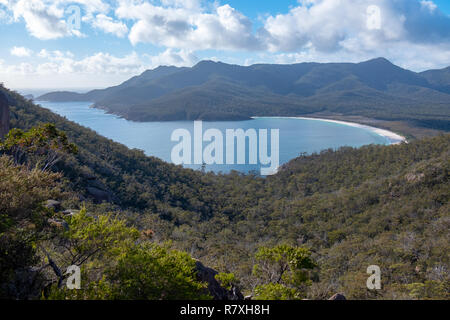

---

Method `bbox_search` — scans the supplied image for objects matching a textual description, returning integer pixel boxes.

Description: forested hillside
[1,86,449,300]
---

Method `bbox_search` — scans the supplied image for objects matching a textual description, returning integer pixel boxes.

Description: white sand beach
[252,116,407,145]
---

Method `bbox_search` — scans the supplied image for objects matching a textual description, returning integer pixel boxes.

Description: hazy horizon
[11,56,450,94]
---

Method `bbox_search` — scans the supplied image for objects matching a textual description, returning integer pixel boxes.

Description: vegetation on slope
[1,86,449,299]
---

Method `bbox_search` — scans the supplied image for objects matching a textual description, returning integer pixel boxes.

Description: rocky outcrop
[44,200,62,212]
[1,267,47,300]
[87,186,112,203]
[61,209,79,216]
[328,293,346,300]
[0,91,10,138]
[83,174,115,203]
[47,218,69,230]
[195,260,244,300]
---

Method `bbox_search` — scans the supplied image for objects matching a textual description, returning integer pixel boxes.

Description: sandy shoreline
[252,116,407,145]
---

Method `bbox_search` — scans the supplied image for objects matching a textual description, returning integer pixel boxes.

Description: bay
[37,101,393,174]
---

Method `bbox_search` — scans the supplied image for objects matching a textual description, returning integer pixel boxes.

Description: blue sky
[0,0,449,89]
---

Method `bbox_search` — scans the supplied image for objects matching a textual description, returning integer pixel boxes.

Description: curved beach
[252,116,407,145]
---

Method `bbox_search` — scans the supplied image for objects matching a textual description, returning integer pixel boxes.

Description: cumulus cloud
[110,0,450,69]
[91,13,128,37]
[160,0,202,11]
[1,0,450,85]
[10,0,82,40]
[146,48,199,67]
[10,46,33,57]
[116,1,261,50]
[262,0,450,51]
[2,0,449,60]
[420,0,437,12]
[0,6,12,23]
[2,0,112,39]
[261,0,450,69]
[0,48,201,88]
[2,49,198,77]
[274,41,450,71]
[35,51,145,75]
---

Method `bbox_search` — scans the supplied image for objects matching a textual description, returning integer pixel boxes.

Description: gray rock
[2,267,46,299]
[87,179,108,190]
[87,186,112,203]
[328,293,346,300]
[0,91,10,138]
[47,218,69,230]
[81,172,97,180]
[195,260,244,300]
[95,165,115,176]
[62,209,79,216]
[44,200,62,212]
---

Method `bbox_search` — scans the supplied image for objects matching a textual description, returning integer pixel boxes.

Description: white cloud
[116,1,260,50]
[160,0,202,10]
[260,0,450,69]
[146,48,199,67]
[2,49,198,77]
[113,0,450,69]
[3,0,111,39]
[10,46,33,57]
[0,49,200,88]
[420,1,437,13]
[0,6,12,23]
[262,0,411,52]
[274,41,450,71]
[38,51,145,74]
[91,14,128,37]
[1,0,450,88]
[11,0,81,40]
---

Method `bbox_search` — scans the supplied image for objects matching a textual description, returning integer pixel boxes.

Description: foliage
[0,155,61,298]
[1,86,449,300]
[405,281,449,300]
[47,243,209,300]
[62,208,139,265]
[0,123,77,170]
[252,245,316,299]
[215,272,239,291]
[254,283,301,300]
[106,243,209,300]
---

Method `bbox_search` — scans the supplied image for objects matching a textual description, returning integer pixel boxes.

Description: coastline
[36,99,408,145]
[252,116,407,145]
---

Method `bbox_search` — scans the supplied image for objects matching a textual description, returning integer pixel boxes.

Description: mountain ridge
[37,58,450,130]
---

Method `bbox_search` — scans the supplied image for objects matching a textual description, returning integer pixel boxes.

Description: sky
[0,0,449,90]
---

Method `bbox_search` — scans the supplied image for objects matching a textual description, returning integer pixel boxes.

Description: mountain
[420,66,450,94]
[37,58,450,130]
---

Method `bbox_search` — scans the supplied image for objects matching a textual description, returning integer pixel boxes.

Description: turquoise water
[37,101,391,174]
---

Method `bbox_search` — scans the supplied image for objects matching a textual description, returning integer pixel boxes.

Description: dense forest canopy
[1,85,449,300]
